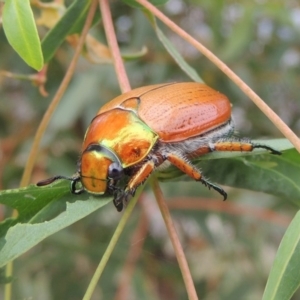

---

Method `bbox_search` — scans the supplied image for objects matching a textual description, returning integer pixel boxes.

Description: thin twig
[151,177,198,300]
[99,0,131,93]
[135,0,300,154]
[82,188,142,300]
[20,0,98,187]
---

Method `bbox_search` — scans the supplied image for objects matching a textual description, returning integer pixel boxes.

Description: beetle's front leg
[113,160,156,211]
[113,195,124,212]
[126,160,156,193]
[107,180,124,212]
[166,153,227,200]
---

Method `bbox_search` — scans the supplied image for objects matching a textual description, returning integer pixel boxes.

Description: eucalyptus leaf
[41,0,100,63]
[0,139,297,267]
[2,0,43,70]
[158,139,300,204]
[0,197,110,267]
[0,180,111,266]
[122,0,168,9]
[262,211,300,300]
[147,14,203,82]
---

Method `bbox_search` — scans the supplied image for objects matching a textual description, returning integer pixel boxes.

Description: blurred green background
[0,0,300,299]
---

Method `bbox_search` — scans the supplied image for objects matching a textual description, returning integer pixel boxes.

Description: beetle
[37,82,281,211]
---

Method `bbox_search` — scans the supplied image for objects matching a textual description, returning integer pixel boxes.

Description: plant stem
[4,262,12,300]
[150,177,199,300]
[99,0,131,93]
[135,0,300,154]
[82,188,142,300]
[114,204,149,300]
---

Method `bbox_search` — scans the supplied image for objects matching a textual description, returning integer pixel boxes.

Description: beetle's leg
[106,178,125,212]
[210,140,281,155]
[109,184,124,212]
[166,153,227,200]
[113,195,124,212]
[192,140,281,157]
[113,160,156,211]
[126,160,156,193]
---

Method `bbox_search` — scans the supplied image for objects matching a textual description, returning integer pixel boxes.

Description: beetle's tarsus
[129,188,136,197]
[112,187,135,212]
[113,195,124,212]
[200,178,227,201]
[253,144,282,155]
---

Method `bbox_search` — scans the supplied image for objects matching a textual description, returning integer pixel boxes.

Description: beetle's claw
[112,187,124,212]
[124,188,134,204]
[253,144,282,155]
[113,194,124,212]
[200,178,227,201]
[129,188,136,197]
[112,187,135,212]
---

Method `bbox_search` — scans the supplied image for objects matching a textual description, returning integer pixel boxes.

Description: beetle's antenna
[36,175,76,187]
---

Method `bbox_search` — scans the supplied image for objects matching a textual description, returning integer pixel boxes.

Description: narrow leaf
[0,181,111,266]
[147,14,203,82]
[122,0,168,9]
[262,211,300,300]
[41,0,100,63]
[0,139,296,266]
[0,182,70,222]
[2,0,44,70]
[0,198,110,267]
[158,139,300,204]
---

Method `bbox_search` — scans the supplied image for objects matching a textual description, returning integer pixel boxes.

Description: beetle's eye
[108,162,124,180]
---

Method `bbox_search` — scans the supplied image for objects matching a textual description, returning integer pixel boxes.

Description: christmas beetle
[37,82,281,211]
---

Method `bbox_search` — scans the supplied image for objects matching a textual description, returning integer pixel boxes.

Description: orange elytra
[37,82,281,211]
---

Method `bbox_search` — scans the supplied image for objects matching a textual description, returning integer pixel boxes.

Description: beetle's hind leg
[251,143,281,155]
[207,139,281,155]
[166,153,227,200]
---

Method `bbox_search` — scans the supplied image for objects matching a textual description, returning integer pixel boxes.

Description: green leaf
[41,0,101,63]
[0,197,110,267]
[0,139,297,267]
[0,180,111,266]
[2,0,44,70]
[262,211,300,300]
[158,139,300,204]
[122,46,148,61]
[147,14,203,83]
[122,0,169,9]
[0,181,70,222]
